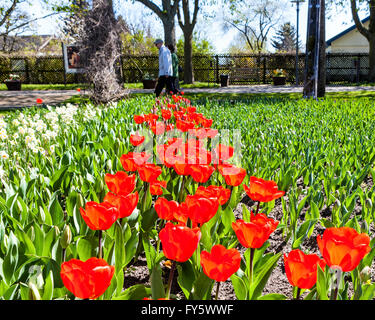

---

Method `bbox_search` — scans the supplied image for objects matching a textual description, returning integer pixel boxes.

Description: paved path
[1,85,374,110]
[0,90,80,110]
[130,85,375,94]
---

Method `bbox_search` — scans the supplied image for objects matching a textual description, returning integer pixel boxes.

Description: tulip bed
[0,94,374,301]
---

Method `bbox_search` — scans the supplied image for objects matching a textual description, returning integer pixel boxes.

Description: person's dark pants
[174,77,180,92]
[155,75,174,97]
[171,76,180,94]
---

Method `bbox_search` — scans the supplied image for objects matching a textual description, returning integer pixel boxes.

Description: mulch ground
[125,175,375,300]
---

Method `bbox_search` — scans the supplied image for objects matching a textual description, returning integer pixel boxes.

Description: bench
[229,68,258,83]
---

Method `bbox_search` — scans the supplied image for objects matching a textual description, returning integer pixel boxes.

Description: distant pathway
[130,85,375,94]
[0,90,80,110]
[0,85,374,110]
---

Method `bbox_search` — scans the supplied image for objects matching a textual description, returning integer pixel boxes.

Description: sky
[26,0,369,53]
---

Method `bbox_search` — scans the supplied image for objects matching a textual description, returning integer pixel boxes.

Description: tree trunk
[183,31,194,83]
[350,0,375,82]
[177,0,199,84]
[303,0,325,98]
[163,17,176,47]
[369,34,375,81]
[317,0,325,97]
[135,0,179,47]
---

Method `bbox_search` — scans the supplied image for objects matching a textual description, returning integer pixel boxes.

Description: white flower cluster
[0,103,99,162]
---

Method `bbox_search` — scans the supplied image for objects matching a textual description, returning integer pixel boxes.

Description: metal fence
[0,53,370,85]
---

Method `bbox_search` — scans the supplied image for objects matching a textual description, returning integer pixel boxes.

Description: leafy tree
[0,0,62,52]
[271,22,301,53]
[61,0,89,42]
[132,0,180,46]
[327,0,375,81]
[176,34,214,55]
[223,0,286,54]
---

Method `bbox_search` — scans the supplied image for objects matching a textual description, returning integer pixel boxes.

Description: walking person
[167,44,180,94]
[154,39,173,97]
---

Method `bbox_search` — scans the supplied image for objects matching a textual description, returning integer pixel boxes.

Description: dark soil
[125,177,375,300]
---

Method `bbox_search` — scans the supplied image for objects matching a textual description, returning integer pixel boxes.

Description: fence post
[356,55,361,84]
[216,55,219,83]
[263,55,267,84]
[25,57,30,84]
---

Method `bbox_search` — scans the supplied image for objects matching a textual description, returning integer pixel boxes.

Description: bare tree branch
[350,0,370,39]
[0,12,59,36]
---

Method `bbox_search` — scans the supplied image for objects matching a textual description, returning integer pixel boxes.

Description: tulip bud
[27,226,35,242]
[333,200,341,210]
[60,225,72,249]
[365,198,372,209]
[360,266,371,283]
[106,159,112,171]
[54,226,60,237]
[361,220,368,233]
[28,282,41,300]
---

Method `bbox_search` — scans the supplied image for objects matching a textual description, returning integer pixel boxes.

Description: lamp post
[291,0,305,86]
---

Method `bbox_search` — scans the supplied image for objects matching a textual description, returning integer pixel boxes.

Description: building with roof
[326,16,370,53]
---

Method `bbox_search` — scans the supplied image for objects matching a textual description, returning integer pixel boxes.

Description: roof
[326,16,370,46]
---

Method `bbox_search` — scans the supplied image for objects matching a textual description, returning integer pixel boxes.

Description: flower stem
[332,267,342,300]
[215,281,221,300]
[98,230,103,259]
[255,201,260,215]
[179,175,186,203]
[249,248,255,299]
[295,287,301,300]
[142,182,149,212]
[166,260,177,300]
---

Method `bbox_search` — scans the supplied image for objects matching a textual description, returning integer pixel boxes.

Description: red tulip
[149,121,166,135]
[137,163,162,183]
[103,191,139,218]
[36,98,43,104]
[200,245,241,282]
[60,258,114,300]
[243,176,285,203]
[76,88,81,92]
[130,134,145,147]
[213,144,234,163]
[218,164,247,186]
[200,117,213,128]
[185,194,219,226]
[173,160,191,176]
[155,197,179,221]
[187,106,196,113]
[80,201,119,230]
[195,185,231,206]
[104,171,136,196]
[161,109,172,120]
[174,111,185,120]
[188,164,215,183]
[144,113,159,122]
[232,213,278,249]
[176,119,195,132]
[120,152,151,172]
[134,115,145,124]
[150,180,167,195]
[159,222,201,262]
[173,202,189,225]
[166,123,174,131]
[317,227,371,272]
[284,249,326,289]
